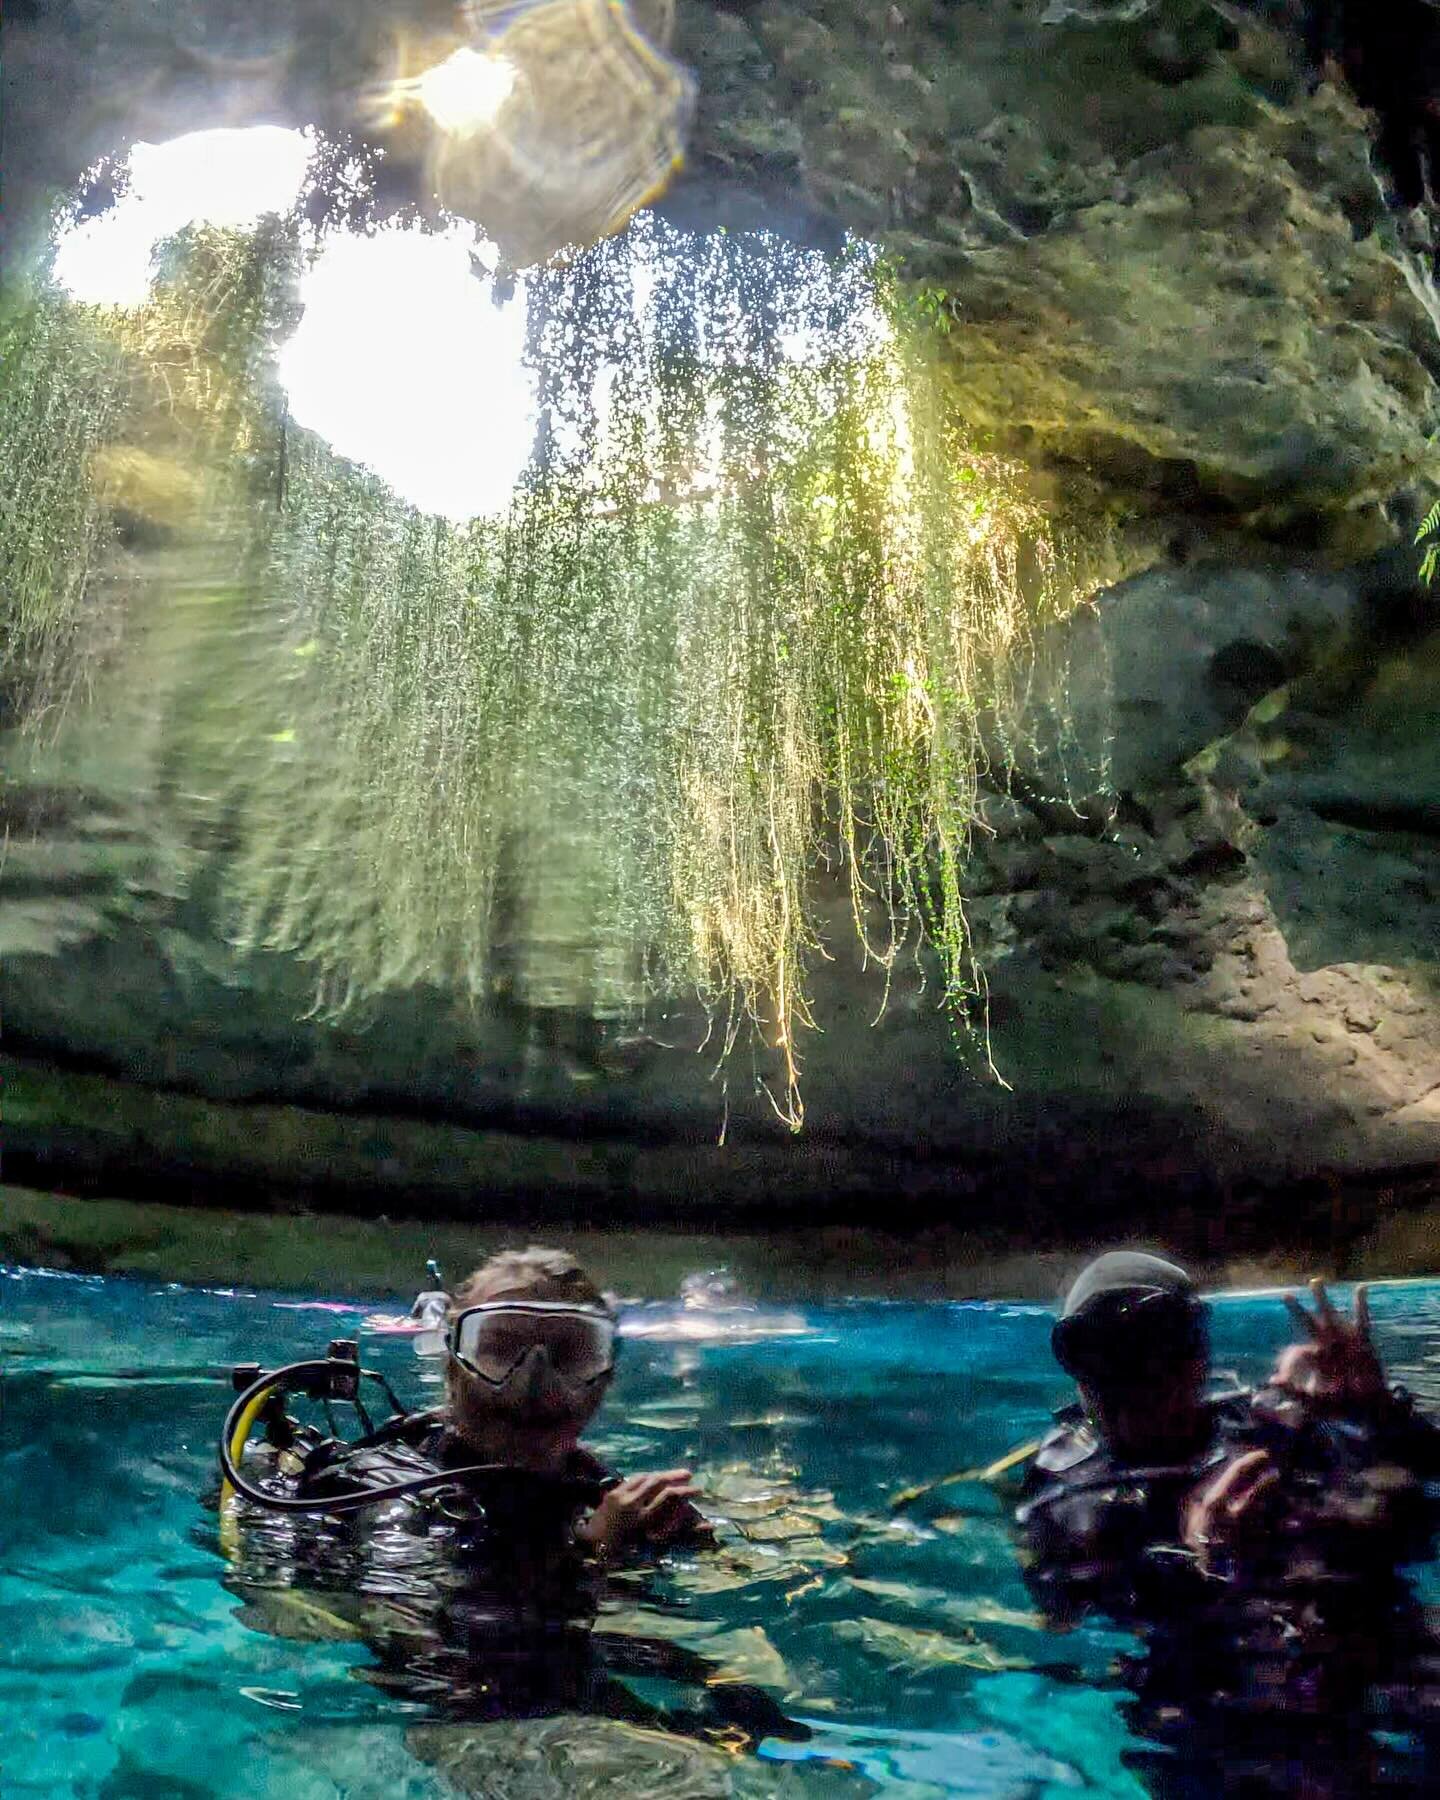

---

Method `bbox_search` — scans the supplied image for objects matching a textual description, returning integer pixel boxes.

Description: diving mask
[447,1300,618,1396]
[1051,1287,1208,1385]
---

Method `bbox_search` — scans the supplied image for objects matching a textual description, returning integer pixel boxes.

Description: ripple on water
[4,1272,1440,1796]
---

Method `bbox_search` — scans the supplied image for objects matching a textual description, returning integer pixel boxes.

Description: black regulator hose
[219,1362,605,1517]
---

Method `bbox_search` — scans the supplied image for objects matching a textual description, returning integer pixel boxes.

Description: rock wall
[3,543,1438,1219]
[3,0,1439,1230]
[8,0,1440,524]
[964,549,1440,1185]
[679,0,1440,522]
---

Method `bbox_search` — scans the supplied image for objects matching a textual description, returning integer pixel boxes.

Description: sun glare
[277,225,536,522]
[51,128,538,520]
[48,130,889,525]
[415,48,518,134]
[52,128,314,309]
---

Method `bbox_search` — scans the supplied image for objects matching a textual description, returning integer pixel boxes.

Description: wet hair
[448,1246,609,1316]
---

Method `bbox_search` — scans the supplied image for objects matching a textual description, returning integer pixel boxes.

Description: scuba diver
[215,1246,803,1751]
[1016,1250,1440,1796]
[1016,1250,1242,1622]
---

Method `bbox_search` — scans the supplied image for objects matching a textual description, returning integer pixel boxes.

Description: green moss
[0,1181,1074,1300]
[6,1176,1436,1301]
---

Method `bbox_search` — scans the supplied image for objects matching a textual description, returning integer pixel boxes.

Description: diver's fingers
[617,1475,663,1509]
[1272,1342,1322,1393]
[1309,1277,1344,1333]
[1218,1448,1274,1488]
[627,1471,694,1508]
[1354,1283,1372,1340]
[1283,1292,1321,1340]
[1197,1449,1273,1511]
[654,1482,702,1500]
[1224,1465,1281,1520]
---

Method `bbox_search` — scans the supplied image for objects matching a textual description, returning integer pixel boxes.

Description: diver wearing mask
[217,1248,796,1738]
[1017,1252,1440,1796]
[1019,1251,1440,1619]
[292,1246,707,1560]
[1016,1251,1245,1621]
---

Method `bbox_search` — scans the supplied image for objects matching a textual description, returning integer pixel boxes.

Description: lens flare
[415,48,518,134]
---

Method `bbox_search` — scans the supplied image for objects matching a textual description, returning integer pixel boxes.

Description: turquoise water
[4,1267,1440,1798]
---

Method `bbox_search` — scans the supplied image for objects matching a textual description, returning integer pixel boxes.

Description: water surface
[5,1268,1440,1796]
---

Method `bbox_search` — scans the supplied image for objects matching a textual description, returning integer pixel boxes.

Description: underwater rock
[233,1590,365,1644]
[261,1725,464,1800]
[832,1615,1028,1676]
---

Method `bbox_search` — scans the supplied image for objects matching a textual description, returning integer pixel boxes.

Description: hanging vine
[2,174,1117,1128]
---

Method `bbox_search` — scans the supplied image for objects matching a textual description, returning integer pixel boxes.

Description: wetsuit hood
[1061,1251,1196,1318]
[1053,1252,1206,1388]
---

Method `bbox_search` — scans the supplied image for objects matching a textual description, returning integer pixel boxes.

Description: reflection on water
[2,1268,1440,1796]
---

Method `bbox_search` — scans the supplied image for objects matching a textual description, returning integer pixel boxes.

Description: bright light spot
[52,127,313,308]
[415,48,517,134]
[777,298,890,367]
[277,224,537,521]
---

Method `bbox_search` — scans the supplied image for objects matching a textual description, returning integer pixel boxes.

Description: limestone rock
[674,0,1440,521]
[406,1717,733,1798]
[8,0,1440,522]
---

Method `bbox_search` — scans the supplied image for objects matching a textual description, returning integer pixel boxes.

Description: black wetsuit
[1017,1388,1440,1797]
[225,1408,800,1745]
[1018,1393,1254,1624]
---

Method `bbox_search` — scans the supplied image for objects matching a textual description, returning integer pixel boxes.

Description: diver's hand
[576,1469,704,1557]
[1182,1449,1282,1578]
[1268,1280,1387,1415]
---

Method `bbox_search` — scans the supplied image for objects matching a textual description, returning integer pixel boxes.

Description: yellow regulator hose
[218,1385,275,1559]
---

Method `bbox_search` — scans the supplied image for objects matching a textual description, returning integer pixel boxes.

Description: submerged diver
[218,1246,799,1748]
[1017,1251,1440,1796]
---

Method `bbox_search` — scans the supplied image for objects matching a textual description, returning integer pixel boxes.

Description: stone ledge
[3,1179,1435,1303]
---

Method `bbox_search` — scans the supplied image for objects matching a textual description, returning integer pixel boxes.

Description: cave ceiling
[6,0,1440,528]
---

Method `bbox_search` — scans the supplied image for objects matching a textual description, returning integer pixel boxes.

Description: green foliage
[3,211,1114,1128]
[1416,495,1440,587]
[0,226,288,731]
[0,292,128,724]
